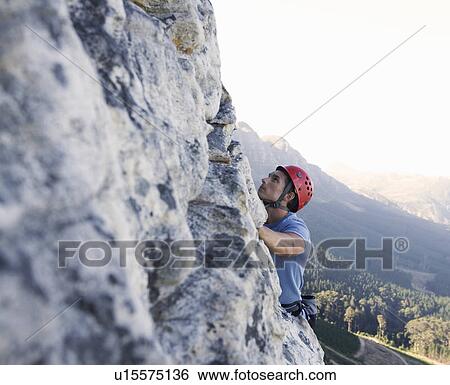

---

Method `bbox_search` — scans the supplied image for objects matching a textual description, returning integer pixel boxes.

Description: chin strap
[263,180,293,212]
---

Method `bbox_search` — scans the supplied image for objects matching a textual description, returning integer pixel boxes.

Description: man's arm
[258,226,305,257]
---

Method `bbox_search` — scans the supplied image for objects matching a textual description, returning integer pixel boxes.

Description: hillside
[326,164,450,228]
[316,320,429,365]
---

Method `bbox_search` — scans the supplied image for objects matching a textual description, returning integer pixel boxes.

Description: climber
[257,165,317,329]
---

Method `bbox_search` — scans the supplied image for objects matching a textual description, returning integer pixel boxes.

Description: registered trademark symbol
[394,237,409,252]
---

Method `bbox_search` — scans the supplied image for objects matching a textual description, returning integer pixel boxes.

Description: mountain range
[325,163,450,228]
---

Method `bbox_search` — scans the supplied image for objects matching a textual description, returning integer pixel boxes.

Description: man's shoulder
[285,213,308,228]
[281,213,310,240]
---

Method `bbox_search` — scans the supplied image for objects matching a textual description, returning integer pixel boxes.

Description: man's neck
[265,207,289,224]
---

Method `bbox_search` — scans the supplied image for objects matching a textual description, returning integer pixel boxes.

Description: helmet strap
[263,180,293,212]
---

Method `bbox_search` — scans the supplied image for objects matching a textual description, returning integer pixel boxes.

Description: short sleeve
[280,217,310,243]
[279,216,312,268]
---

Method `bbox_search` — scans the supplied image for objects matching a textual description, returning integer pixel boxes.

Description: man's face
[257,169,289,202]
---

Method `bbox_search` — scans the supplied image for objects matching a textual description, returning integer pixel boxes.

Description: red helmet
[277,165,314,212]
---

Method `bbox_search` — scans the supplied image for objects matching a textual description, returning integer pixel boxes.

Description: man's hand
[258,226,305,257]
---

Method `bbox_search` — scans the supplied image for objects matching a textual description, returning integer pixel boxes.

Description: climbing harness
[281,295,318,330]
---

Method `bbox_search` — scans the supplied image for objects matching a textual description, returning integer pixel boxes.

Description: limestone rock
[0,0,323,364]
[206,85,237,163]
[131,0,222,120]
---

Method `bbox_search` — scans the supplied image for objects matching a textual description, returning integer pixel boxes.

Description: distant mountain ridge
[325,164,450,228]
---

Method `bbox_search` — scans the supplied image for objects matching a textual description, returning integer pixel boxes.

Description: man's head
[258,168,298,212]
[258,165,314,212]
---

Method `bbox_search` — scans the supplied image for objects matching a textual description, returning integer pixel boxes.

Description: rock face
[0,0,324,364]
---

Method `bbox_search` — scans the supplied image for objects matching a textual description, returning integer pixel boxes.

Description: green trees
[344,307,356,332]
[377,314,387,340]
[316,290,341,324]
[405,317,450,361]
[304,267,450,363]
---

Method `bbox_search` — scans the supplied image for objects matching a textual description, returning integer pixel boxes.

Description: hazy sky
[210,0,450,177]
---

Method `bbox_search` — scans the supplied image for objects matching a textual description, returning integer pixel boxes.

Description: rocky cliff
[0,0,324,364]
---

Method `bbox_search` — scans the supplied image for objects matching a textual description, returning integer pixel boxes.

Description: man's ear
[285,191,295,202]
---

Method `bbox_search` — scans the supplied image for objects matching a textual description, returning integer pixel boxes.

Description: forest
[303,248,450,363]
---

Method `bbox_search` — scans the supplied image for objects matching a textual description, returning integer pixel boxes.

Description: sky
[210,0,450,177]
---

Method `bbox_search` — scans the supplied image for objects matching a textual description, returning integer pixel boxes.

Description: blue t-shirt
[264,212,312,305]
